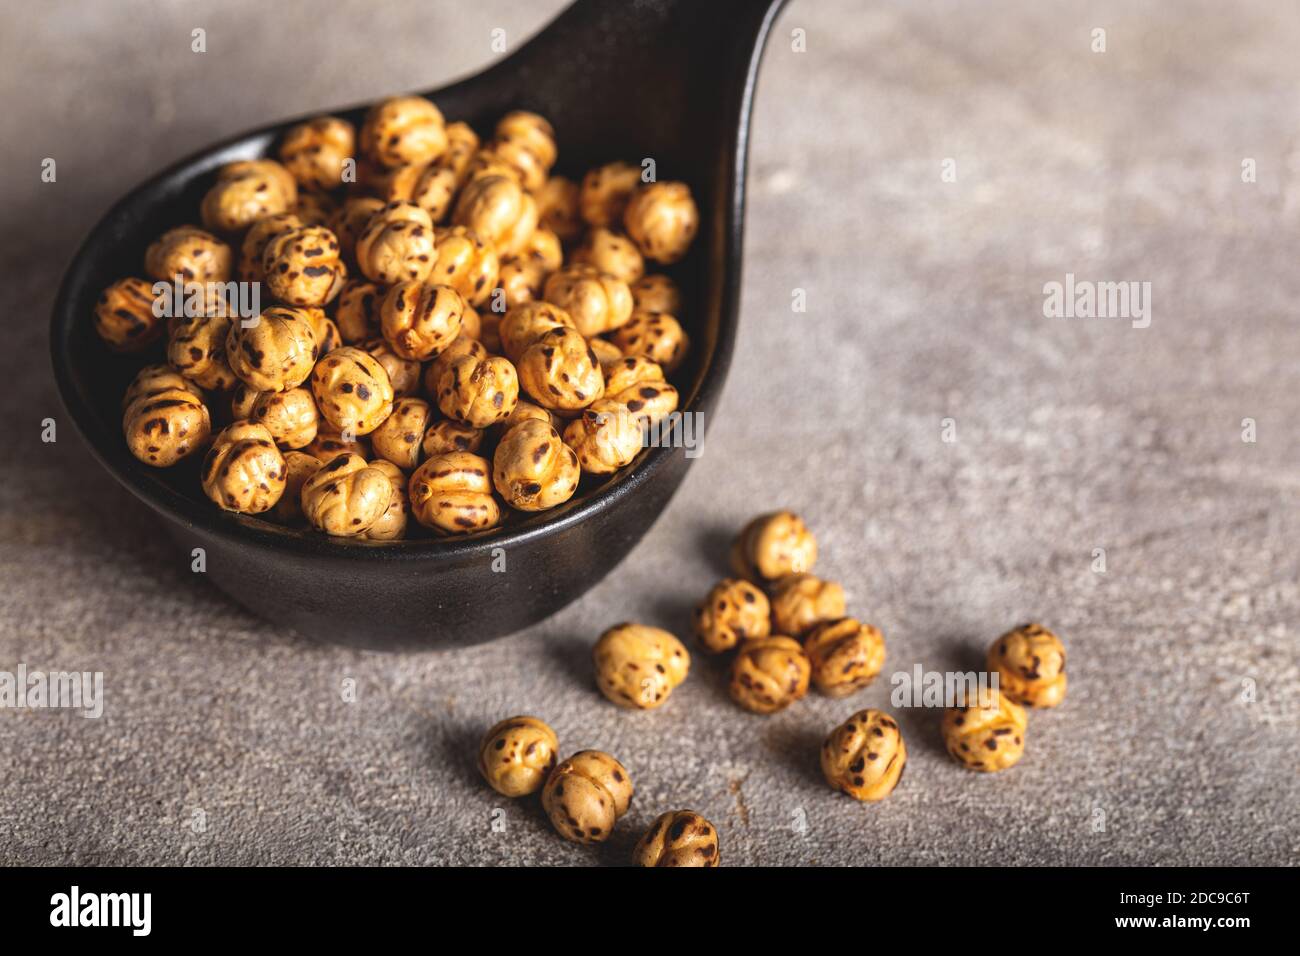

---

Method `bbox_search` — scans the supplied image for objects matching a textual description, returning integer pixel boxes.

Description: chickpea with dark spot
[541,750,633,844]
[694,578,770,654]
[821,708,907,801]
[633,811,720,867]
[988,623,1067,708]
[409,451,500,534]
[478,716,560,798]
[94,277,165,351]
[593,623,690,710]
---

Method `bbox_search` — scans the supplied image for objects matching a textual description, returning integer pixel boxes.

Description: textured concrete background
[1,0,1297,866]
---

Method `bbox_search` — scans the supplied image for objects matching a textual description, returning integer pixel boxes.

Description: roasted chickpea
[485,110,556,192]
[498,301,576,363]
[360,96,447,168]
[805,618,886,698]
[630,273,681,314]
[122,364,204,411]
[380,281,464,360]
[123,388,210,467]
[334,279,383,343]
[602,355,679,428]
[623,181,698,264]
[452,174,537,256]
[541,751,633,844]
[145,225,232,284]
[821,709,907,801]
[492,418,580,512]
[439,121,480,183]
[731,511,817,582]
[563,399,642,475]
[572,228,645,284]
[593,623,690,710]
[588,337,624,368]
[409,451,501,534]
[432,351,519,428]
[942,688,1028,772]
[310,346,395,435]
[373,161,459,221]
[610,310,689,373]
[580,161,642,227]
[729,636,811,715]
[770,574,846,638]
[421,419,484,457]
[240,385,319,450]
[355,201,436,285]
[168,313,237,391]
[460,303,483,342]
[262,226,347,307]
[272,450,322,524]
[495,398,557,436]
[200,159,297,234]
[361,337,421,398]
[238,213,303,283]
[478,716,559,798]
[328,197,385,266]
[694,578,770,654]
[422,333,486,395]
[299,451,393,536]
[226,306,319,392]
[987,623,1067,708]
[429,226,498,307]
[362,459,409,540]
[543,265,634,337]
[200,422,286,514]
[517,327,604,413]
[536,175,582,240]
[369,396,435,470]
[94,277,165,351]
[632,811,720,868]
[279,116,356,191]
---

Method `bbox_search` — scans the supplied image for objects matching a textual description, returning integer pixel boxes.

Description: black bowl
[48,0,787,649]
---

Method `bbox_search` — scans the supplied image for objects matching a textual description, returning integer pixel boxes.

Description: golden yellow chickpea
[302,428,369,463]
[123,388,211,467]
[580,161,642,227]
[355,200,436,285]
[478,716,560,798]
[122,364,205,411]
[226,306,319,393]
[610,309,689,373]
[299,452,393,536]
[452,173,537,256]
[279,116,356,191]
[200,422,286,514]
[145,225,232,284]
[421,419,484,458]
[731,511,818,582]
[630,273,681,314]
[328,197,385,267]
[200,159,297,234]
[541,751,633,844]
[821,709,907,801]
[770,574,846,638]
[262,226,347,307]
[303,307,342,355]
[333,279,383,344]
[572,228,645,284]
[602,355,679,428]
[729,636,811,715]
[632,811,720,867]
[498,301,576,363]
[987,623,1067,708]
[623,180,698,264]
[942,688,1028,772]
[241,386,319,450]
[536,175,582,241]
[517,327,605,413]
[563,399,642,475]
[359,96,447,169]
[543,265,634,337]
[238,214,303,283]
[380,281,465,361]
[94,277,165,351]
[409,451,501,534]
[694,578,770,654]
[361,459,409,540]
[486,110,556,191]
[310,346,395,435]
[593,623,690,710]
[805,618,886,698]
[272,450,322,524]
[167,313,237,391]
[430,226,499,307]
[361,337,422,398]
[492,418,580,512]
[369,396,435,471]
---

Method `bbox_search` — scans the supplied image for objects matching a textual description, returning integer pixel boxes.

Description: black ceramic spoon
[49,0,789,649]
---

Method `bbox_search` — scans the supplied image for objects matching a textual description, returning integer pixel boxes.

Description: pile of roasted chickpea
[99,96,698,540]
[479,511,1069,864]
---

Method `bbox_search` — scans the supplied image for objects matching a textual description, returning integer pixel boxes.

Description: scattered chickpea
[592,623,690,710]
[987,623,1067,708]
[541,751,633,844]
[632,811,720,867]
[478,716,560,798]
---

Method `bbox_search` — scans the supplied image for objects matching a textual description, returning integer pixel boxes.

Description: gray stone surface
[1,0,1297,866]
